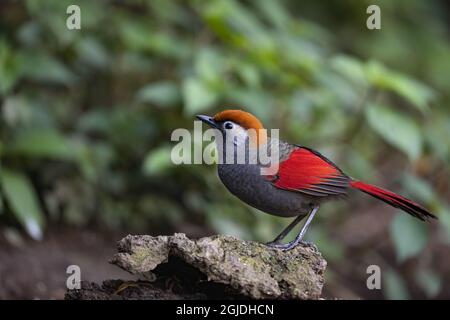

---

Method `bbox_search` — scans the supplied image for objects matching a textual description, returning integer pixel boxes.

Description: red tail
[350,180,436,221]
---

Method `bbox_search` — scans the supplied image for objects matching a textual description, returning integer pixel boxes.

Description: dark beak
[196,115,218,128]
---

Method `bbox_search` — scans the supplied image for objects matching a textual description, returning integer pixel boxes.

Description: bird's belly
[217,164,313,217]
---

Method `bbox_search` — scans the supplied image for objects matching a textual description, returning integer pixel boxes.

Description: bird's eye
[224,122,234,130]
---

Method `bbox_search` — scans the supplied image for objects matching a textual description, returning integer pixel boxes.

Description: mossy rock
[108,233,326,299]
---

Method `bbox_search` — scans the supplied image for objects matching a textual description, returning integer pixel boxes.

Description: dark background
[0,0,449,299]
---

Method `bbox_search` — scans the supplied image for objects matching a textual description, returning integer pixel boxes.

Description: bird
[196,109,436,251]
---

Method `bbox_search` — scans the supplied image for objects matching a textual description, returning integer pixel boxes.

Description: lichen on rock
[107,233,326,299]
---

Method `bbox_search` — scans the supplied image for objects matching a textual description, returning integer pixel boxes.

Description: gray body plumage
[217,139,316,217]
[218,163,315,217]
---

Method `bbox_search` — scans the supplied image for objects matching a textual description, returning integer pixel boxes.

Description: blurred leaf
[195,48,225,85]
[390,214,429,262]
[2,227,25,247]
[252,213,280,242]
[331,55,368,86]
[74,141,114,182]
[206,0,274,51]
[183,191,207,214]
[182,77,218,115]
[228,89,273,123]
[76,37,110,68]
[77,110,111,134]
[2,96,32,126]
[0,168,44,240]
[236,62,261,88]
[365,61,434,112]
[424,116,450,161]
[117,52,154,73]
[415,269,441,298]
[208,214,248,240]
[384,269,410,300]
[316,71,360,107]
[437,206,450,244]
[343,148,377,182]
[17,21,41,47]
[139,196,183,225]
[120,21,189,58]
[387,75,435,112]
[142,145,173,175]
[365,104,422,160]
[147,32,190,59]
[148,0,191,26]
[307,226,345,262]
[9,129,74,160]
[136,81,180,107]
[402,174,436,204]
[0,40,22,95]
[19,51,75,85]
[119,21,152,51]
[63,204,88,227]
[0,192,3,214]
[254,0,290,30]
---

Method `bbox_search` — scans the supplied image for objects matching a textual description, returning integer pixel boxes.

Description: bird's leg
[265,214,305,246]
[267,205,319,251]
[281,205,319,251]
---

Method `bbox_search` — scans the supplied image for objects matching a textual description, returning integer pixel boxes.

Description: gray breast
[217,163,314,217]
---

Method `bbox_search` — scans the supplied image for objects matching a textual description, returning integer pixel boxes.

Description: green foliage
[136,82,180,107]
[9,128,75,159]
[142,145,173,175]
[366,104,422,160]
[438,207,450,244]
[182,77,218,115]
[0,169,44,240]
[390,214,429,262]
[0,0,449,299]
[415,269,442,298]
[365,61,435,113]
[384,269,410,300]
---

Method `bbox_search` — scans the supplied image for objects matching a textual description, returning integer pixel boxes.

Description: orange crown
[213,109,267,146]
[213,110,264,130]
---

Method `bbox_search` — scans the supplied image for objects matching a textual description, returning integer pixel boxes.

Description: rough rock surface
[66,233,327,300]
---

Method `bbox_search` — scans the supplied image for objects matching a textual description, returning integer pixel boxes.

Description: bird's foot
[299,240,314,247]
[265,240,283,247]
[265,240,313,251]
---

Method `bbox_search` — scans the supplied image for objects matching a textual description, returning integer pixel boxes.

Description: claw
[265,241,294,250]
[265,241,282,247]
[300,240,314,247]
[265,240,314,251]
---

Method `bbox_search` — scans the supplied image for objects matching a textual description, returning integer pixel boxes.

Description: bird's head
[196,109,267,147]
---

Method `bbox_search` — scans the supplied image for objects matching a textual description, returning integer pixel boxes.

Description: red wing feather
[271,147,350,197]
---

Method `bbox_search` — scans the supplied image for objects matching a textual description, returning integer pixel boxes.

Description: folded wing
[269,147,350,197]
